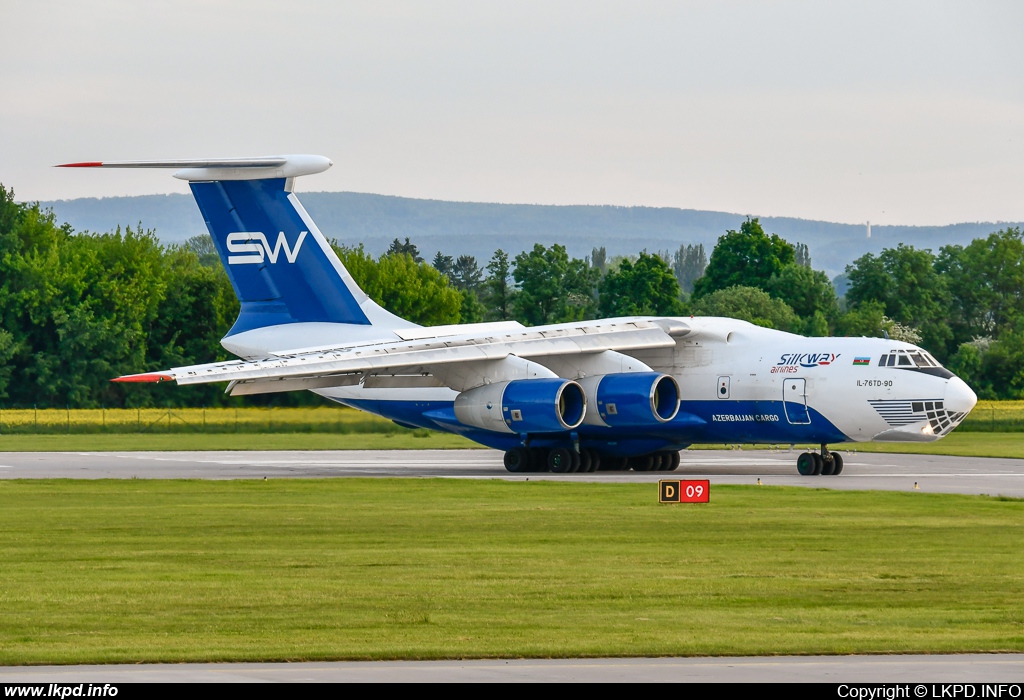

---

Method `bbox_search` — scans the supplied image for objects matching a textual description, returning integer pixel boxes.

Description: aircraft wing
[114,318,689,395]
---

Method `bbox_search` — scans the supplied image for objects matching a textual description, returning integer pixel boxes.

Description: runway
[1,654,1022,683]
[0,448,1022,496]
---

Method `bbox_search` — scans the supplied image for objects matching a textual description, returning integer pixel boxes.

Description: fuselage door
[783,378,810,424]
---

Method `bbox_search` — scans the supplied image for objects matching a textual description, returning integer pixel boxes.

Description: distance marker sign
[659,479,710,503]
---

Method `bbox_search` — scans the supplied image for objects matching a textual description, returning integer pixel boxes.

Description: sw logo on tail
[226,231,308,265]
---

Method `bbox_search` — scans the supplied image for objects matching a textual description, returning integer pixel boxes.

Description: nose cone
[945,376,978,415]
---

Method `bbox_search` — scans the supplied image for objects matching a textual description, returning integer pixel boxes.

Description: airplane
[60,155,979,476]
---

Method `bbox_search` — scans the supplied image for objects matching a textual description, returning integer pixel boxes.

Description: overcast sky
[2,1,1022,225]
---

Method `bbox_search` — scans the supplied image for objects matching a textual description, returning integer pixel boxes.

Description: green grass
[0,430,1016,459]
[695,432,1024,460]
[836,432,1024,459]
[0,431,477,452]
[0,479,1021,664]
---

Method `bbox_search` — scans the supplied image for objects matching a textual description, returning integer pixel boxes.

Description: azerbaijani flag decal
[853,357,871,366]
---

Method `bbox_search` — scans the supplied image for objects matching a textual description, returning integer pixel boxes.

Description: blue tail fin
[190,178,372,336]
[57,155,402,337]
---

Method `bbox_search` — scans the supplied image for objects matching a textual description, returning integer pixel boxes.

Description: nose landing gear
[796,444,843,476]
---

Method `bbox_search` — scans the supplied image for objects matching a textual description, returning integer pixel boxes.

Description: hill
[35,191,1021,278]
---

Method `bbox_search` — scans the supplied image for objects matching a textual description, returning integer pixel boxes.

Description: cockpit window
[880,349,944,369]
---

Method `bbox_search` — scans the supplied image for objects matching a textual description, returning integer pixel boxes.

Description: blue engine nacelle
[453,378,587,434]
[578,372,680,427]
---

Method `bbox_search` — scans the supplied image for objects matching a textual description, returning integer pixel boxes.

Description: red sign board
[659,479,710,503]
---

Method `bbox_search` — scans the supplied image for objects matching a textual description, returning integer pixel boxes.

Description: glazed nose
[944,376,978,415]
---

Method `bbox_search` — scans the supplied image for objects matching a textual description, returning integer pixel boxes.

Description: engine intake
[454,379,586,434]
[578,372,680,427]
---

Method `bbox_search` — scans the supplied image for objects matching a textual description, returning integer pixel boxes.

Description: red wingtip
[55,162,104,168]
[111,372,173,383]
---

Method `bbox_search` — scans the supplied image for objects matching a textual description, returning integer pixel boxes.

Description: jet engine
[578,372,680,427]
[453,378,586,434]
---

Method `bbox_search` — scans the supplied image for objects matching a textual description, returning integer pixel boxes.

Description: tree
[144,247,239,406]
[937,228,1024,347]
[457,288,485,324]
[672,243,707,295]
[794,242,811,267]
[765,263,838,335]
[963,325,1024,399]
[598,252,685,317]
[512,244,598,326]
[835,300,887,338]
[431,251,454,278]
[591,246,607,275]
[0,329,15,399]
[335,244,461,326]
[692,218,794,298]
[691,286,799,331]
[450,255,482,292]
[0,217,168,407]
[845,244,951,356]
[483,249,515,321]
[182,234,220,267]
[386,237,422,263]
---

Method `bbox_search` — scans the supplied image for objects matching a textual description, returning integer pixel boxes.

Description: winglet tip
[55,162,103,168]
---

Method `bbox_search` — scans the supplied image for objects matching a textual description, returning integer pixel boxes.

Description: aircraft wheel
[585,449,600,472]
[811,452,823,475]
[820,453,836,476]
[599,454,624,471]
[581,450,598,472]
[548,447,574,473]
[650,453,665,471]
[665,451,681,471]
[831,452,844,476]
[503,447,530,473]
[796,452,816,476]
[568,449,581,473]
[529,448,548,472]
[631,454,655,472]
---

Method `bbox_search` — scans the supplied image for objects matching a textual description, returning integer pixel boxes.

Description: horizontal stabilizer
[55,155,332,181]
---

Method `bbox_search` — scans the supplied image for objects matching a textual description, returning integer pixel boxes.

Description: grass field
[0,431,477,452]
[0,430,1018,459]
[0,479,1021,665]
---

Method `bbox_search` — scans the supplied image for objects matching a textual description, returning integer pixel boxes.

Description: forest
[1,184,1021,407]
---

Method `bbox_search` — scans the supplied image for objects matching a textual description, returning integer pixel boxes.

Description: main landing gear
[796,443,844,476]
[503,447,681,474]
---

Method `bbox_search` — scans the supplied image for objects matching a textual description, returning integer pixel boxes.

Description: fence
[0,406,410,435]
[957,401,1024,432]
[0,401,1019,435]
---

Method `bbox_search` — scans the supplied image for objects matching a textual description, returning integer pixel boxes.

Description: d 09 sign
[659,479,710,503]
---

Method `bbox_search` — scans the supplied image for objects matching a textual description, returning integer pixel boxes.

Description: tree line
[1,184,1021,406]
